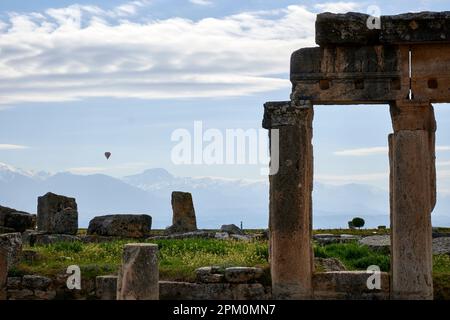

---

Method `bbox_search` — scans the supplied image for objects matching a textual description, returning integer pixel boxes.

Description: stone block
[316,12,380,46]
[313,271,390,300]
[88,214,152,238]
[30,233,81,246]
[159,281,270,300]
[0,233,22,270]
[96,275,118,300]
[117,243,159,300]
[381,12,450,44]
[224,267,263,283]
[0,205,35,233]
[195,266,224,284]
[166,192,197,234]
[22,275,52,291]
[37,192,78,235]
[0,249,7,300]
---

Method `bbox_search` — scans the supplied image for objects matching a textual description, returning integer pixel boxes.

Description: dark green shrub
[352,217,365,229]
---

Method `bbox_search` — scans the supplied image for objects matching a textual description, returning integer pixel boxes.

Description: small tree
[348,221,354,229]
[352,217,365,229]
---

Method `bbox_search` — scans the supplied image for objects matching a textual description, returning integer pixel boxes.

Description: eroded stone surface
[315,12,450,45]
[88,214,152,238]
[37,192,78,235]
[359,235,391,253]
[167,192,197,234]
[30,233,81,246]
[390,121,435,299]
[382,12,450,44]
[0,248,7,300]
[0,206,35,233]
[22,275,52,291]
[159,281,270,300]
[96,276,118,300]
[316,12,379,46]
[313,271,390,300]
[224,267,263,284]
[117,243,159,300]
[0,233,22,270]
[195,267,224,284]
[265,101,314,300]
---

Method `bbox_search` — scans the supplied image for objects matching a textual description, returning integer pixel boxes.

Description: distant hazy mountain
[1,163,449,228]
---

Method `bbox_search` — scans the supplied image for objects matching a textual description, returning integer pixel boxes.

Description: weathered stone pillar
[117,243,159,300]
[389,100,436,300]
[167,191,197,234]
[263,100,314,299]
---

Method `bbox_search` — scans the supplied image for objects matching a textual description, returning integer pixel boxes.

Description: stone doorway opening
[312,104,391,229]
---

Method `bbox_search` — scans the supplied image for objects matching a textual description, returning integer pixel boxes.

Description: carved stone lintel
[263,101,313,129]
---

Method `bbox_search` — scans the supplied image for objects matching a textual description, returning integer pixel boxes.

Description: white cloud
[0,144,29,150]
[114,0,151,16]
[335,145,450,157]
[438,170,450,179]
[67,162,151,175]
[67,166,107,174]
[316,172,388,184]
[0,3,315,105]
[437,161,450,167]
[334,147,387,156]
[189,0,213,6]
[314,2,362,13]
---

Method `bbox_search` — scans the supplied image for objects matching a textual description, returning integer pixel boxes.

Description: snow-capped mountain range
[1,162,449,228]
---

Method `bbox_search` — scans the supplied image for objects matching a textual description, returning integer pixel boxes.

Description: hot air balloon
[104,152,111,160]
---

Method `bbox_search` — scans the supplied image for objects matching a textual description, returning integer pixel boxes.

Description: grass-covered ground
[13,238,270,283]
[10,229,450,299]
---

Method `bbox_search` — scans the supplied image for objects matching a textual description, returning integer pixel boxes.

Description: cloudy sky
[1,0,450,196]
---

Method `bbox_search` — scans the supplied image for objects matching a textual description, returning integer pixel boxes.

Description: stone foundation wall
[4,271,391,300]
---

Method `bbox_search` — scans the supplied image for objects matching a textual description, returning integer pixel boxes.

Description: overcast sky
[1,0,450,197]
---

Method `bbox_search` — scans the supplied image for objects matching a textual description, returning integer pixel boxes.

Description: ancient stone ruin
[263,11,450,300]
[166,191,197,234]
[37,192,78,235]
[117,243,159,300]
[0,206,35,234]
[88,214,152,238]
[0,248,7,300]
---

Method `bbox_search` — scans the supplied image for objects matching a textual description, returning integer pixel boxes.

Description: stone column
[389,100,436,300]
[263,100,314,300]
[117,243,159,300]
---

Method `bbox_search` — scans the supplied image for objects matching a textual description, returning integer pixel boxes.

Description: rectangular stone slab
[316,12,450,45]
[290,46,408,104]
[316,12,380,46]
[382,12,450,44]
[410,44,450,102]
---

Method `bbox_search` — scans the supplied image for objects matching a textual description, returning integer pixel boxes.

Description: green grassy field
[13,238,270,282]
[11,233,450,298]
